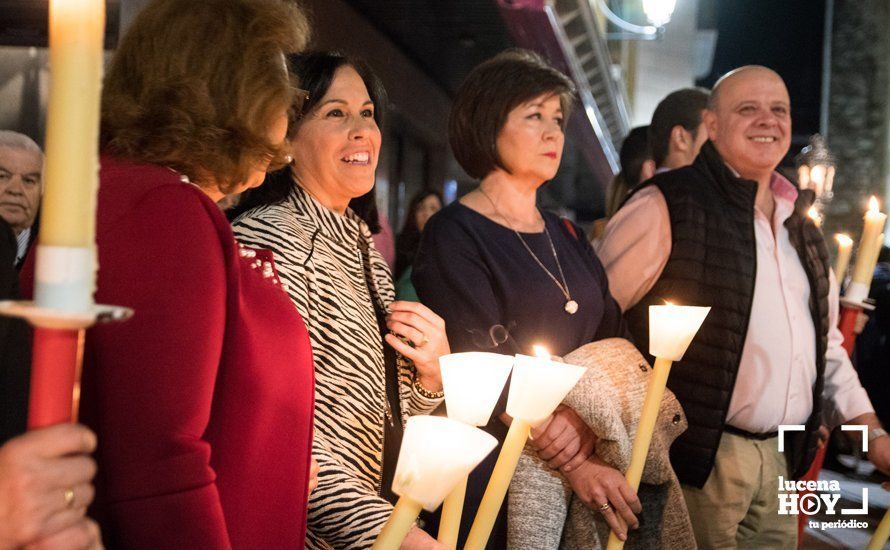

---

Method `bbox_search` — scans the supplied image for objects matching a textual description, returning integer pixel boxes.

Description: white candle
[437,352,513,548]
[42,0,104,248]
[607,303,709,550]
[35,0,105,312]
[464,347,586,550]
[439,352,513,426]
[807,206,822,229]
[647,304,711,362]
[372,417,496,550]
[834,233,853,285]
[847,197,888,303]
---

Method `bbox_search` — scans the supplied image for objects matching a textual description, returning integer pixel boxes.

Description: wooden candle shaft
[606,356,673,550]
[464,419,531,550]
[625,356,673,491]
[866,508,890,550]
[28,328,85,428]
[371,496,423,550]
[437,474,467,549]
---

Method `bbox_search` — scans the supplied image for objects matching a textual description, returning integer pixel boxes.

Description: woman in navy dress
[413,49,641,548]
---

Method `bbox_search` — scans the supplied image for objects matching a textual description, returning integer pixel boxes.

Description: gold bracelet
[412,377,444,399]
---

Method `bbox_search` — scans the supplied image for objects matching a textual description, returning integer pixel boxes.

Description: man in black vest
[597,66,889,548]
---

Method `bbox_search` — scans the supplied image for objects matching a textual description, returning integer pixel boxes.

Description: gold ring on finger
[64,488,76,509]
[599,502,611,512]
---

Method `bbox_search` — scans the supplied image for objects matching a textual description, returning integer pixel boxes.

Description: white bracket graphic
[778,424,806,453]
[841,425,870,453]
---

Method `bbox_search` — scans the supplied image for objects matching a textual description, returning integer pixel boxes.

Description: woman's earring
[285,154,293,164]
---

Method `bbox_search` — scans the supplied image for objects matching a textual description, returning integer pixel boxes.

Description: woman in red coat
[22,0,315,547]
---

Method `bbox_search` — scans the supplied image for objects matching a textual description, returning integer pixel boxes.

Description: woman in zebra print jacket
[231,53,449,549]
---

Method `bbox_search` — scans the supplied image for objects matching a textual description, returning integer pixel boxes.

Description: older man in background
[0,131,43,267]
[598,66,888,548]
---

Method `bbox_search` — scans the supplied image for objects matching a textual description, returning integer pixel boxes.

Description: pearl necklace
[479,188,578,315]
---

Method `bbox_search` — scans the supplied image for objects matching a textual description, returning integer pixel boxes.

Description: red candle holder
[0,301,131,428]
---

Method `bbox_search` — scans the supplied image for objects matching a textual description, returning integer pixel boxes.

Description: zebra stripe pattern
[232,184,440,549]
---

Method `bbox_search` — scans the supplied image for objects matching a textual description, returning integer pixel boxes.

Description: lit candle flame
[835,233,853,247]
[869,196,880,213]
[808,206,822,227]
[532,345,550,359]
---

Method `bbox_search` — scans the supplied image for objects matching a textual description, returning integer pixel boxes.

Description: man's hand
[562,455,641,541]
[529,405,596,472]
[817,425,830,447]
[869,434,890,476]
[845,413,890,476]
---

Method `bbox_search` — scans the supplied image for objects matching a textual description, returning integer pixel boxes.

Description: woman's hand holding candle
[385,301,451,391]
[401,527,445,549]
[529,404,597,472]
[563,455,641,541]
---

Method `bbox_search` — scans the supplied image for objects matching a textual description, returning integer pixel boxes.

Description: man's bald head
[707,66,786,111]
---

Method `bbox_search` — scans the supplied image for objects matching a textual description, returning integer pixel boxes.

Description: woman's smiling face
[290,65,382,206]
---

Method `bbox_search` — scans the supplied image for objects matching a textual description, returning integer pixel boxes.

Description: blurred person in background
[395,188,443,300]
[0,130,42,267]
[647,87,710,174]
[588,126,653,242]
[855,245,890,427]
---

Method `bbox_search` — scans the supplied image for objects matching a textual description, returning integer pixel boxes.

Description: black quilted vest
[623,142,831,488]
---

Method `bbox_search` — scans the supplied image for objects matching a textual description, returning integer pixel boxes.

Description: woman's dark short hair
[100,0,309,193]
[229,52,387,219]
[449,49,576,180]
[287,52,387,136]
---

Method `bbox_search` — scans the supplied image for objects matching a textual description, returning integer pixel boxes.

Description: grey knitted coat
[508,338,696,549]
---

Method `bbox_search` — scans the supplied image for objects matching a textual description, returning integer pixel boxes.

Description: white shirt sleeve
[822,269,875,428]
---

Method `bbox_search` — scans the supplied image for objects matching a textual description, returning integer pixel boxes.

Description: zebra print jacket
[232,184,441,549]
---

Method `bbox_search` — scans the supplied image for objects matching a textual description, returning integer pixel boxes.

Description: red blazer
[25,156,315,548]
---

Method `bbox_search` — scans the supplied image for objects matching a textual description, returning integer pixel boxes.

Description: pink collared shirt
[596,171,874,432]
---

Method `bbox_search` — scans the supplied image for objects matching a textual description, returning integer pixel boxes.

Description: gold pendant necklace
[479,188,578,315]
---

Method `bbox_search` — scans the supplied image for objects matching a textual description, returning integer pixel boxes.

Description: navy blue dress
[412,201,626,548]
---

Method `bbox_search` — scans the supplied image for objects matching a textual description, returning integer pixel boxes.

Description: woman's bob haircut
[449,49,576,180]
